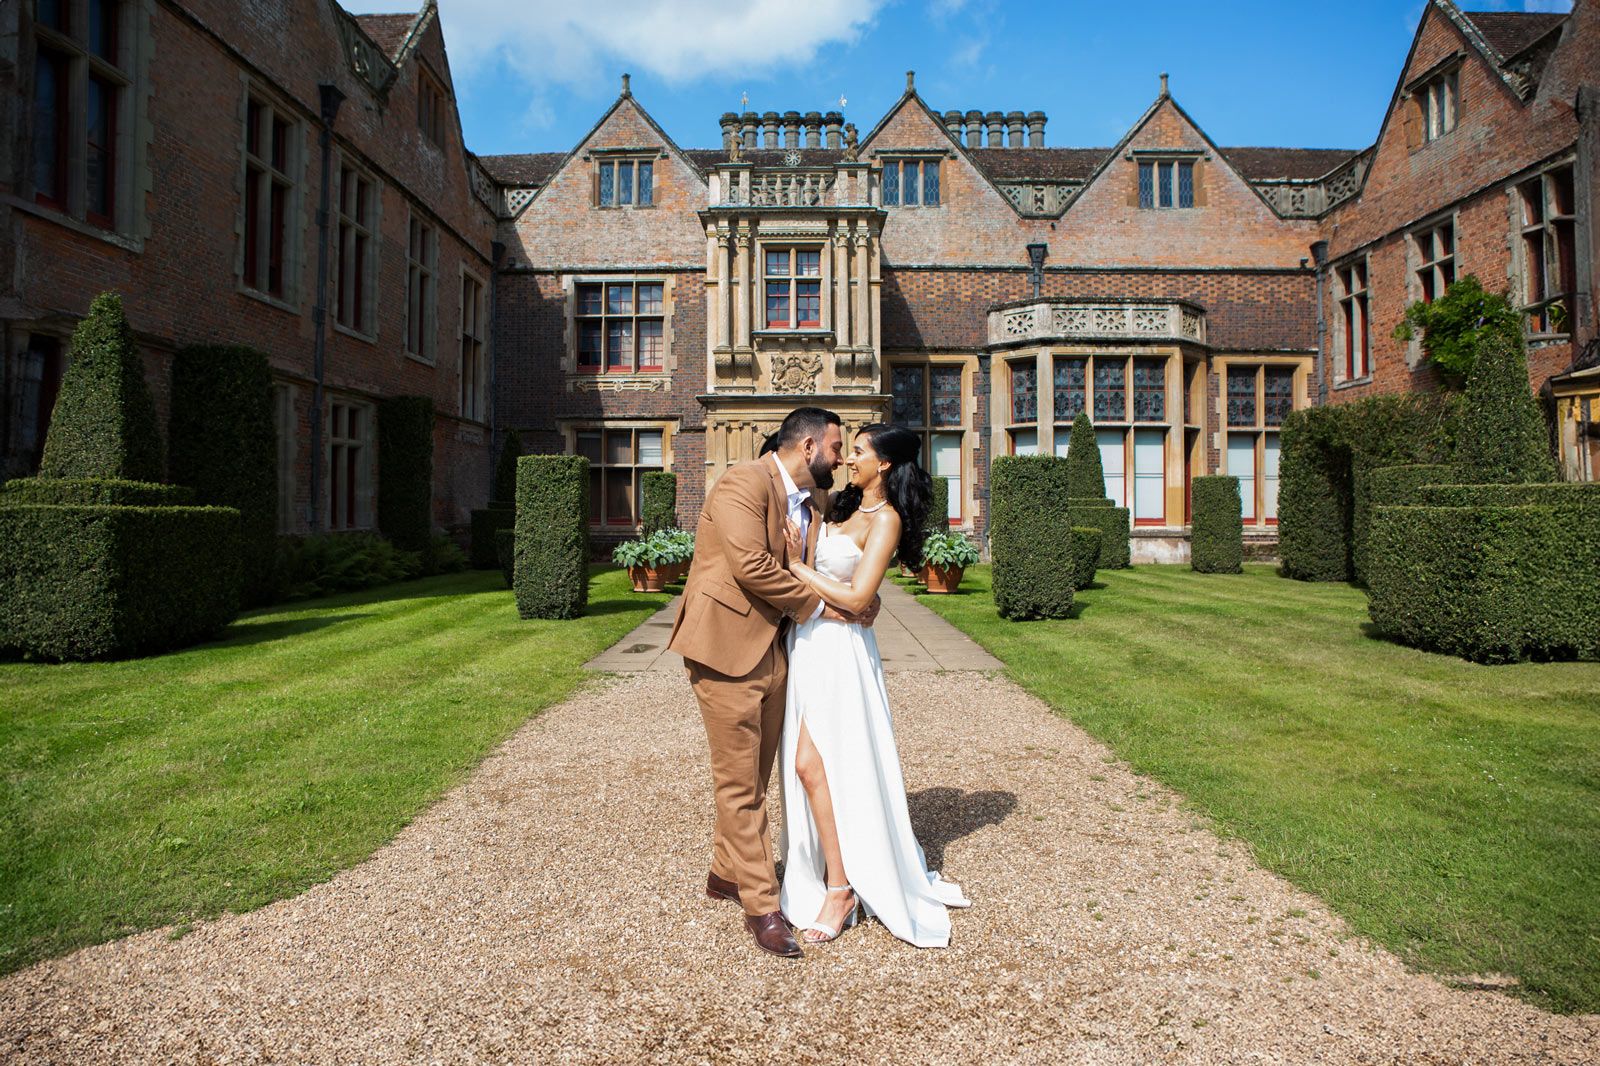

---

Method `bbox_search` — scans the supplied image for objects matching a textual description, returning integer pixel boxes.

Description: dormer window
[1422,69,1458,142]
[597,158,653,207]
[882,159,939,207]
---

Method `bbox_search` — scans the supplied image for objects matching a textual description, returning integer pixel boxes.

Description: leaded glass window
[923,162,940,206]
[1093,360,1125,421]
[892,366,924,426]
[599,162,614,205]
[1263,368,1294,427]
[617,162,633,205]
[1226,368,1256,426]
[637,162,652,206]
[902,161,919,206]
[1053,358,1086,421]
[1159,162,1173,207]
[883,163,899,206]
[930,366,962,426]
[1138,163,1153,209]
[1178,163,1193,207]
[577,280,665,373]
[1132,359,1165,422]
[1011,363,1037,423]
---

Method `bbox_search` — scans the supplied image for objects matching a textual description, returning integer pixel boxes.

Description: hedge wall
[1067,498,1130,569]
[1352,464,1459,586]
[1367,487,1599,663]
[514,455,589,619]
[1069,526,1101,591]
[1416,482,1600,508]
[469,506,515,569]
[169,343,278,606]
[0,504,241,660]
[377,396,434,555]
[0,478,192,507]
[492,429,523,506]
[39,292,164,483]
[642,471,677,535]
[1190,476,1243,574]
[989,456,1073,620]
[927,475,949,536]
[1455,335,1556,484]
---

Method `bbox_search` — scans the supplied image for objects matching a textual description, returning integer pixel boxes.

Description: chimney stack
[741,111,758,149]
[984,111,1004,147]
[964,110,984,147]
[1005,111,1025,147]
[719,112,739,150]
[824,111,843,149]
[762,111,780,148]
[1027,111,1047,148]
[783,110,801,149]
[804,111,822,148]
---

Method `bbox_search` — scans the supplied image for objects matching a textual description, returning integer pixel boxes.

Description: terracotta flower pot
[924,564,963,594]
[916,565,929,586]
[642,566,668,593]
[628,565,650,592]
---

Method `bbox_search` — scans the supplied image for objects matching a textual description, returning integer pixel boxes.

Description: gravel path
[3,669,1595,1065]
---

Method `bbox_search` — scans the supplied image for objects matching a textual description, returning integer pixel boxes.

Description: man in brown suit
[668,407,872,958]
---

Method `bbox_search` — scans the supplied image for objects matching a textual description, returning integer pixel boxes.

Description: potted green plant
[612,539,654,592]
[645,527,694,583]
[920,532,979,594]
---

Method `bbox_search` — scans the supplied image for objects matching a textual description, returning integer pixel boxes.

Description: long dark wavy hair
[827,423,932,566]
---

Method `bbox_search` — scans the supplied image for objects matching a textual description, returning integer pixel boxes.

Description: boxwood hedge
[1064,413,1103,499]
[469,506,515,569]
[376,396,434,556]
[1067,498,1131,569]
[0,478,192,506]
[0,504,241,660]
[989,456,1073,620]
[1352,463,1459,585]
[642,471,677,535]
[514,455,589,619]
[1069,526,1101,590]
[492,429,523,506]
[927,475,949,536]
[1190,476,1243,574]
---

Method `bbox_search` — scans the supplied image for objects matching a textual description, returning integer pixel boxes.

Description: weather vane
[741,91,748,110]
[838,93,847,110]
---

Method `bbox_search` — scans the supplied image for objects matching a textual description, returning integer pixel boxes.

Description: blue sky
[341,0,1573,159]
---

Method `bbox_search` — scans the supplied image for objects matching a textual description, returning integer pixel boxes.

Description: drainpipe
[308,83,345,533]
[1311,240,1330,406]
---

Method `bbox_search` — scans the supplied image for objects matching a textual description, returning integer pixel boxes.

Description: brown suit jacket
[667,455,825,677]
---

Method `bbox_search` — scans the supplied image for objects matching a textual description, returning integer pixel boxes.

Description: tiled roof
[352,13,415,60]
[965,148,1108,181]
[478,152,565,185]
[1217,147,1362,181]
[1460,10,1566,58]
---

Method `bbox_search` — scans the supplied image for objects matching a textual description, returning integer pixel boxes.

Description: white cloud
[342,0,885,87]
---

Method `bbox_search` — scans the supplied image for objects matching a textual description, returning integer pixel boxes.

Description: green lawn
[0,567,671,975]
[907,564,1600,1014]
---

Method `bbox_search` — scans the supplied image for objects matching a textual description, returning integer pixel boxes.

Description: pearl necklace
[858,499,889,513]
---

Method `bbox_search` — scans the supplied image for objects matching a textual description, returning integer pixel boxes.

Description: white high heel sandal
[802,884,861,943]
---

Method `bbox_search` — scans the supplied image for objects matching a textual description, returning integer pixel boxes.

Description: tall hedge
[168,344,278,605]
[1367,485,1599,663]
[1064,413,1104,500]
[988,456,1073,620]
[492,429,523,506]
[1190,476,1243,573]
[1352,463,1459,585]
[0,479,191,506]
[514,455,589,619]
[1069,526,1101,590]
[1067,498,1131,569]
[39,292,164,482]
[0,504,240,660]
[1455,335,1556,484]
[376,396,434,555]
[642,471,678,535]
[927,475,949,535]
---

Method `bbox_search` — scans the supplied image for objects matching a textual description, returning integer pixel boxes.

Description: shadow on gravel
[908,787,1019,870]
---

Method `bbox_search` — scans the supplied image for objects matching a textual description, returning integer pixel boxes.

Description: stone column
[834,224,851,350]
[853,224,869,350]
[715,228,731,350]
[1027,111,1047,147]
[735,227,751,351]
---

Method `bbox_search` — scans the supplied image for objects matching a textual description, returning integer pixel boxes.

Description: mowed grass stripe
[907,564,1600,1014]
[0,568,671,975]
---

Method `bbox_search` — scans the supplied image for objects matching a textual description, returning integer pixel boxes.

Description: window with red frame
[335,165,376,333]
[764,249,821,329]
[32,0,127,227]
[576,281,664,372]
[574,428,664,526]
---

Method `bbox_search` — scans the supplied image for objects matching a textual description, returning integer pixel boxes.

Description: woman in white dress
[778,423,970,947]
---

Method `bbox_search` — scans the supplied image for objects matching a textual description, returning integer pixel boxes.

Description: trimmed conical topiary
[39,292,164,482]
[1065,412,1105,500]
[1455,334,1556,484]
[491,428,522,506]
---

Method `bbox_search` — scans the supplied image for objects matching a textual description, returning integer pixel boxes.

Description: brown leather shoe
[706,871,740,905]
[744,911,803,959]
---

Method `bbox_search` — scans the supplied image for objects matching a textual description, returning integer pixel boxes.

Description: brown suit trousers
[669,456,823,915]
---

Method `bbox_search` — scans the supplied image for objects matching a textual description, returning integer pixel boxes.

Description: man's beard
[808,451,835,490]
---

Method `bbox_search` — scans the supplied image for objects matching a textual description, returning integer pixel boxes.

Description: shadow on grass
[212,614,376,648]
[908,787,1019,871]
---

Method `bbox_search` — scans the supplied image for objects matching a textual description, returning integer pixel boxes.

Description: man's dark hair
[775,406,840,450]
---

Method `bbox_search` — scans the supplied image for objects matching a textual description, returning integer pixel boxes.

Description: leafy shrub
[514,455,589,619]
[612,539,649,568]
[1064,413,1104,500]
[376,396,434,555]
[0,478,192,506]
[1190,476,1243,574]
[1455,335,1557,484]
[168,343,278,606]
[274,532,421,600]
[1352,464,1459,585]
[646,527,694,566]
[39,292,164,483]
[1069,526,1101,590]
[989,456,1074,620]
[1067,499,1130,569]
[469,506,514,569]
[0,504,240,660]
[492,429,522,506]
[641,472,677,535]
[922,531,979,570]
[1367,485,1599,663]
[928,475,949,533]
[1392,274,1521,382]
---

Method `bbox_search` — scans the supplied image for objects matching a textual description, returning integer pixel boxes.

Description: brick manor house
[3,0,1596,560]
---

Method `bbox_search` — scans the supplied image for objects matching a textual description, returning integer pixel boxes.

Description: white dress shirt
[771,454,825,621]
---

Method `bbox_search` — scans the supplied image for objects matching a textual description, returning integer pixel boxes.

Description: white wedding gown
[779,527,970,947]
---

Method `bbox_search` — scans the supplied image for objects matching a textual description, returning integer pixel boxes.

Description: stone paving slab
[583,578,1002,673]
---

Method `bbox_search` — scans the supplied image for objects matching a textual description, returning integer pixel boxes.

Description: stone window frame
[590,149,660,209]
[1402,56,1462,152]
[760,245,824,330]
[887,358,972,527]
[405,210,438,364]
[558,420,676,530]
[331,150,382,342]
[1217,357,1306,527]
[325,394,375,531]
[415,60,446,150]
[1411,214,1456,305]
[1514,160,1577,338]
[1131,150,1203,210]
[563,275,675,379]
[1332,254,1372,387]
[458,264,488,424]
[878,154,942,209]
[234,76,309,312]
